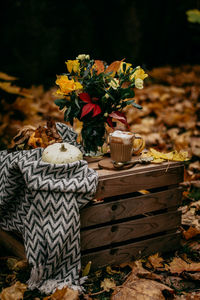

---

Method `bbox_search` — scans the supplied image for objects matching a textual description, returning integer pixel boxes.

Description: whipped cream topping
[110,130,134,144]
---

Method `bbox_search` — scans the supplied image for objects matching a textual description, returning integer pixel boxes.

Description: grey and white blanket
[0,123,98,294]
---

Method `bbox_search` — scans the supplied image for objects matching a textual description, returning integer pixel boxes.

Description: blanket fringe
[27,264,44,290]
[27,267,87,295]
[36,279,84,295]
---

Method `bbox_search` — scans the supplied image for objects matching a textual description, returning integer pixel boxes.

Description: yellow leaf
[101,278,116,292]
[148,253,164,269]
[172,150,189,161]
[0,81,21,94]
[106,266,120,275]
[0,72,17,81]
[151,158,165,163]
[0,81,33,98]
[149,148,174,160]
[43,286,79,300]
[95,270,102,277]
[0,281,27,300]
[82,261,92,276]
[138,190,150,194]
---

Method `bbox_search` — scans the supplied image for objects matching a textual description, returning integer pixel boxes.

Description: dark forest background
[0,0,199,88]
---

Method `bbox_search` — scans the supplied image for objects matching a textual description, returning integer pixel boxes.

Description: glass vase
[81,119,106,155]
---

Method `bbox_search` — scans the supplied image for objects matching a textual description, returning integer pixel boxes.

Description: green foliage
[188,187,200,201]
[54,55,148,152]
[54,99,67,110]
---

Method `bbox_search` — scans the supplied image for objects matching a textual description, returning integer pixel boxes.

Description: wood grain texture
[81,187,182,228]
[81,211,181,251]
[90,160,184,179]
[95,164,184,198]
[0,161,184,264]
[81,231,181,269]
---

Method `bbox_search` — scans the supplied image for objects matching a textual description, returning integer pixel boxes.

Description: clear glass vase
[81,120,106,155]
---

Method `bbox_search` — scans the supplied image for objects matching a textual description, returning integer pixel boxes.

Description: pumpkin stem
[60,144,67,152]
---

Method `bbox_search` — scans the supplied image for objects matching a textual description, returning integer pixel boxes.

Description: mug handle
[132,135,145,155]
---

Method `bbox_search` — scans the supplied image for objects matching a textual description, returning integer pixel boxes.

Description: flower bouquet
[54,54,148,154]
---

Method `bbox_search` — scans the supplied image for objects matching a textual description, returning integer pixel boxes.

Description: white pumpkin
[42,142,83,164]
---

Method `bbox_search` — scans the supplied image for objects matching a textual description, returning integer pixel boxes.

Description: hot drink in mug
[109,130,145,163]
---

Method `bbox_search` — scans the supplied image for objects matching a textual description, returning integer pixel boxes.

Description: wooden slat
[95,164,184,198]
[0,229,25,259]
[81,187,182,228]
[91,161,183,179]
[81,211,181,251]
[81,231,181,269]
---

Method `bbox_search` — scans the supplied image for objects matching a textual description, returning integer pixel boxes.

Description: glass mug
[109,130,145,163]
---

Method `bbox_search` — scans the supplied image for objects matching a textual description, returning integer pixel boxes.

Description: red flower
[107,111,129,129]
[79,93,101,118]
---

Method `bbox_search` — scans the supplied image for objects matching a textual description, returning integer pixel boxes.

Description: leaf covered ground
[0,65,200,299]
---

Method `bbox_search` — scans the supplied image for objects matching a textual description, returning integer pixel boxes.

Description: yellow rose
[65,60,80,74]
[131,67,148,80]
[55,75,82,95]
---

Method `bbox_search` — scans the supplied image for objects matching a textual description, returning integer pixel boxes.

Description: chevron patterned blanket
[0,123,98,294]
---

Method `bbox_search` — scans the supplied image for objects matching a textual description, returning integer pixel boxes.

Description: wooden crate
[0,160,184,269]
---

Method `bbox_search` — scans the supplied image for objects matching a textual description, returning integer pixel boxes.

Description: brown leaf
[184,272,200,281]
[168,257,200,274]
[13,259,28,271]
[93,60,105,75]
[6,258,19,270]
[0,281,27,300]
[190,137,200,157]
[163,275,185,291]
[174,292,200,300]
[112,273,174,300]
[187,240,200,252]
[189,161,200,172]
[105,59,124,75]
[27,119,62,149]
[121,260,162,281]
[43,286,79,300]
[100,278,116,292]
[148,253,164,269]
[0,72,17,81]
[11,125,36,150]
[183,226,200,240]
[0,81,33,98]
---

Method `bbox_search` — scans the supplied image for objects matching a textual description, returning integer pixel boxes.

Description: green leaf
[120,88,134,99]
[54,99,67,110]
[125,99,135,105]
[122,63,126,73]
[64,106,71,121]
[132,102,143,109]
[104,89,115,101]
[75,97,80,108]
